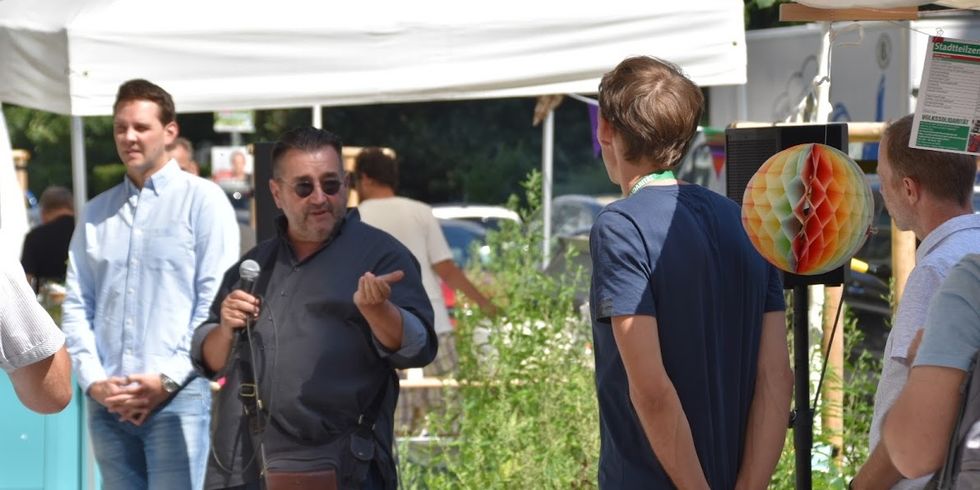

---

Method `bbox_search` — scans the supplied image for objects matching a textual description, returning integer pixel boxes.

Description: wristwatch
[160,374,180,394]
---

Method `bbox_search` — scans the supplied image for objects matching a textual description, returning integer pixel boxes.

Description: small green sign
[915,121,969,151]
[214,110,255,133]
[933,40,980,58]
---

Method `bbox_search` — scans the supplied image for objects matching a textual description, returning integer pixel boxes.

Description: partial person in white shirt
[1,257,71,414]
[852,114,980,490]
[62,79,239,490]
[354,148,497,379]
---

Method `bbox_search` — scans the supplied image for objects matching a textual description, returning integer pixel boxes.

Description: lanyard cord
[629,169,676,196]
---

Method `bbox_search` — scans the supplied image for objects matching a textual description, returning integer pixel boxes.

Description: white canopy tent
[0,0,747,250]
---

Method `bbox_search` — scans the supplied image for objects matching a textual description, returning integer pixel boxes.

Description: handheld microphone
[239,259,261,294]
[238,259,261,338]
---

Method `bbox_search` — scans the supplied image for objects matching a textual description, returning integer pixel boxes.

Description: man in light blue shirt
[62,79,239,490]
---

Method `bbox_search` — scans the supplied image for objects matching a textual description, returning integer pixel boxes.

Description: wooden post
[822,285,845,463]
[891,224,917,307]
[13,149,30,194]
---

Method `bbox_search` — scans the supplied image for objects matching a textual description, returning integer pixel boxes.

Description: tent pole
[736,84,749,122]
[541,109,554,268]
[312,105,323,129]
[70,116,87,215]
[814,22,833,124]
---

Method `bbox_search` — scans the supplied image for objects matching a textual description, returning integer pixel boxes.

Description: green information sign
[915,121,969,151]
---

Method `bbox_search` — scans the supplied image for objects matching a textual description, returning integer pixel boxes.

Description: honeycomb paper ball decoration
[741,143,873,275]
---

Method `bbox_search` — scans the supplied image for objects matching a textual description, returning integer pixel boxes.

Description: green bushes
[400,171,598,489]
[90,163,127,195]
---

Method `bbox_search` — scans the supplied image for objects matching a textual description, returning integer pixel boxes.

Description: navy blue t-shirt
[589,184,784,489]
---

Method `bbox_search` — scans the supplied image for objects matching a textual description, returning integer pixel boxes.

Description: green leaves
[399,172,598,489]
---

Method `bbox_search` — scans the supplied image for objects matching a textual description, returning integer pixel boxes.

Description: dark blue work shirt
[191,214,436,489]
[589,184,784,489]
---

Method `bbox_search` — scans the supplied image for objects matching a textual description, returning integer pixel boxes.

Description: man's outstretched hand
[354,270,404,309]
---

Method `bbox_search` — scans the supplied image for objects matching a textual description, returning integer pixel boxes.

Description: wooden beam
[779,4,918,22]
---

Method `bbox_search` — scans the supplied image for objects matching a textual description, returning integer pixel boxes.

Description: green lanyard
[629,170,675,196]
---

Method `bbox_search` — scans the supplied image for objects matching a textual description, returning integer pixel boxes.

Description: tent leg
[71,116,87,214]
[312,104,323,129]
[541,109,554,267]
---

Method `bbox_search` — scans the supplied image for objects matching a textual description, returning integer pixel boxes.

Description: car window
[552,200,600,238]
[439,220,486,266]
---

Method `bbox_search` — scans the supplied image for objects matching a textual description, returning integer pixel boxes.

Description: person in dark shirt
[589,56,793,489]
[21,186,75,291]
[191,127,436,490]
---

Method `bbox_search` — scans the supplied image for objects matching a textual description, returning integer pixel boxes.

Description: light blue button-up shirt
[62,160,240,393]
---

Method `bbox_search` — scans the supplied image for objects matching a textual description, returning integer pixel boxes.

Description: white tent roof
[0,0,747,116]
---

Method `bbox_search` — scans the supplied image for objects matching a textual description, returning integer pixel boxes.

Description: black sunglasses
[279,177,344,198]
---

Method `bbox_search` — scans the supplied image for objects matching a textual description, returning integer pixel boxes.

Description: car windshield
[439,219,487,267]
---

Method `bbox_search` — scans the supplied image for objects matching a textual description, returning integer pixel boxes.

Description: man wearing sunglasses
[191,127,436,489]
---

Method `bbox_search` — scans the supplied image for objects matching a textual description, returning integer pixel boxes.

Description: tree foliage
[6,97,614,204]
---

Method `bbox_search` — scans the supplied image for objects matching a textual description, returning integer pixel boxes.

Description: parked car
[432,203,521,231]
[547,194,619,239]
[438,218,490,268]
[434,215,499,327]
[534,194,619,308]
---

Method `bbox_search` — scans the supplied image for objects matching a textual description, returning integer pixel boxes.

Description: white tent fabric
[0,0,747,116]
[0,107,29,259]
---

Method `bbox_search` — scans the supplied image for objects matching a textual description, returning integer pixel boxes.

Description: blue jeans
[87,377,211,490]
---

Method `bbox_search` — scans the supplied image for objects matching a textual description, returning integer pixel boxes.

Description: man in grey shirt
[191,127,435,489]
[884,253,980,480]
[1,256,71,413]
[853,115,980,489]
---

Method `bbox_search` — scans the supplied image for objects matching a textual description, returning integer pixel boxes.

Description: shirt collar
[916,213,980,262]
[275,211,351,264]
[124,159,182,197]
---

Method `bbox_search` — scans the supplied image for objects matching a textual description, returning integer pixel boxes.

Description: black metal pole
[793,285,812,490]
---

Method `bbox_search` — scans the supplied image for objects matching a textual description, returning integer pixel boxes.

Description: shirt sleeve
[890,263,945,362]
[190,260,241,380]
[371,307,428,362]
[424,210,454,265]
[764,264,786,312]
[377,244,437,369]
[590,210,655,324]
[0,259,65,373]
[61,217,108,392]
[160,183,240,384]
[914,255,980,372]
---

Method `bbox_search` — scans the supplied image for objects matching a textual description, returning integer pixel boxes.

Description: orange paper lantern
[741,143,873,275]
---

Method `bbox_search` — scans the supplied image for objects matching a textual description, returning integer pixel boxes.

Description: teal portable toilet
[0,378,98,490]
